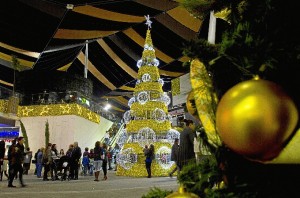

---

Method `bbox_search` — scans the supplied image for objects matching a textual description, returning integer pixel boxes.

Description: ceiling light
[66,4,74,10]
[104,103,111,111]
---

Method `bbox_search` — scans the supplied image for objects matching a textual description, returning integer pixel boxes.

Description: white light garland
[152,108,166,123]
[137,59,143,68]
[123,110,132,124]
[166,129,180,144]
[136,58,160,67]
[133,91,173,105]
[116,148,137,170]
[144,44,154,50]
[116,129,128,149]
[156,146,174,169]
[128,97,135,107]
[137,91,149,105]
[142,73,151,82]
[136,79,141,85]
[136,127,156,148]
[158,78,164,86]
[161,93,171,106]
[153,58,159,67]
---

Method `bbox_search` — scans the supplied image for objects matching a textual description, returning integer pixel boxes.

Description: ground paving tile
[0,170,178,198]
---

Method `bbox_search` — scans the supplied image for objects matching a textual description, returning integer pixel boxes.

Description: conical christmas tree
[116,17,179,177]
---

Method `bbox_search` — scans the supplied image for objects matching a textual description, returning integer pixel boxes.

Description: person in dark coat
[0,140,6,181]
[145,144,155,178]
[101,143,108,180]
[8,136,26,187]
[0,140,5,163]
[7,138,17,180]
[69,141,81,180]
[178,119,196,171]
[169,138,179,177]
[7,138,17,166]
[43,143,52,181]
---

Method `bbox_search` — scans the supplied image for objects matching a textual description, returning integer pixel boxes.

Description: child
[81,147,90,176]
[89,149,94,175]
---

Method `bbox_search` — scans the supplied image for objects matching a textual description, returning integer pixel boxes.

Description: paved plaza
[0,170,179,198]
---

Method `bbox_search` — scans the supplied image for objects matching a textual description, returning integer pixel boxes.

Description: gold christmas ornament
[216,78,299,161]
[166,185,199,198]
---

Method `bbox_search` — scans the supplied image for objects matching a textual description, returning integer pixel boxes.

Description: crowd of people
[0,118,205,187]
[168,119,208,178]
[0,138,115,188]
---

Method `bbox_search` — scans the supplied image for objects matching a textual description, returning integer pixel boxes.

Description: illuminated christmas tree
[116,16,179,177]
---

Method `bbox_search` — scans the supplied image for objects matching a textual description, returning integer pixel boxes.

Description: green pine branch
[141,187,173,198]
[177,0,300,197]
[19,120,29,149]
[45,120,49,147]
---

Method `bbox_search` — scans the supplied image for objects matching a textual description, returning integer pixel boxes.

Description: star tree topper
[145,15,152,29]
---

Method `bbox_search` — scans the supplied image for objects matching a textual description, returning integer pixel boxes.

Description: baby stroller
[56,155,70,181]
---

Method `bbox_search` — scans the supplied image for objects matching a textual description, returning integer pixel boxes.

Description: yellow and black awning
[0,0,206,112]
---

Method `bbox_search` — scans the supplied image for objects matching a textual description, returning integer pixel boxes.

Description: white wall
[16,115,113,153]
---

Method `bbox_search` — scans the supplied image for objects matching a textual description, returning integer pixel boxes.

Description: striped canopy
[0,0,209,113]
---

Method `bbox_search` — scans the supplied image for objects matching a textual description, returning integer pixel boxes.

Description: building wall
[15,115,113,154]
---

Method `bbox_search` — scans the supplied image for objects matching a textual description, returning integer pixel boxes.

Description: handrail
[109,123,125,148]
[99,123,124,148]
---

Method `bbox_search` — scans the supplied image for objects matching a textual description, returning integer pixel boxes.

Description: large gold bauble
[186,91,199,120]
[216,79,299,161]
[166,186,199,198]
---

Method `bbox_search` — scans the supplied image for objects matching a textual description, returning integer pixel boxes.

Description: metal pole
[84,40,88,78]
[208,11,216,44]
